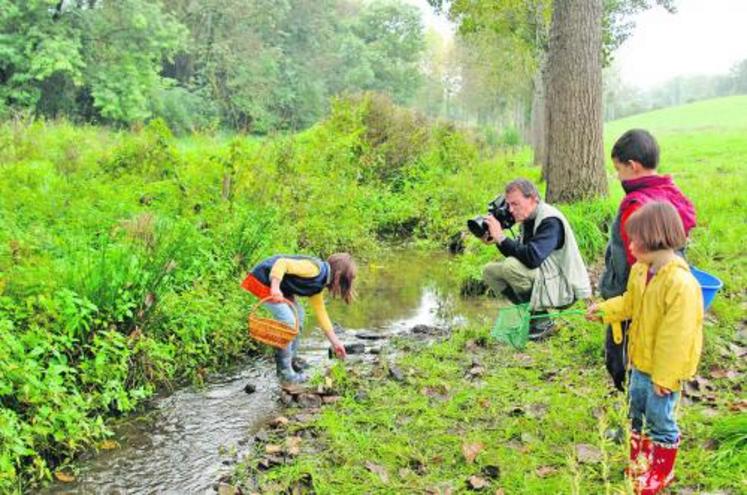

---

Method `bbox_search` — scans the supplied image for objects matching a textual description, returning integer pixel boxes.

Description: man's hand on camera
[484,216,506,244]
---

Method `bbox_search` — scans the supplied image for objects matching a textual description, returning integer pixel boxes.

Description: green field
[227,96,747,494]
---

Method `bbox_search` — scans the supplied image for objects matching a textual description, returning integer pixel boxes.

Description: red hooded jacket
[619,175,697,265]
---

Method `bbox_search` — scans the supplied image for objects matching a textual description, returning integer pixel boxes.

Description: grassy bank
[226,96,747,494]
[3,93,591,492]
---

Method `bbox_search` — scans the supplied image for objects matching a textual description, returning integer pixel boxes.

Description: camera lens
[467,216,487,238]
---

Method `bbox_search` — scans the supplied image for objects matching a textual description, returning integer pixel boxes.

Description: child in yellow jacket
[587,202,703,495]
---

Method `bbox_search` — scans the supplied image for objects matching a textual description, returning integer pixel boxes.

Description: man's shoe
[528,318,555,341]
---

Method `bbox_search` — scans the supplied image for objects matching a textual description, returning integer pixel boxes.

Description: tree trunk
[531,56,548,173]
[545,0,607,203]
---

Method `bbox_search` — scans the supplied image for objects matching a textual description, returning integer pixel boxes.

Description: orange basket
[248,296,299,349]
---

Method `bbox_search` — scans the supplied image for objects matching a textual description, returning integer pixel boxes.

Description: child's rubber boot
[289,337,310,373]
[291,357,310,373]
[275,346,308,384]
[634,441,678,495]
[626,432,652,477]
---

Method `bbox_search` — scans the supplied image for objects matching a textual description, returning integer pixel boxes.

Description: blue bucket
[690,266,723,310]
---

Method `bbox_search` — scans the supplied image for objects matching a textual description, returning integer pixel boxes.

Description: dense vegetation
[2,93,745,492]
[226,95,747,494]
[0,0,426,132]
[0,92,609,491]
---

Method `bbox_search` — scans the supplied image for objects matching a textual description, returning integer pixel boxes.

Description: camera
[467,195,515,238]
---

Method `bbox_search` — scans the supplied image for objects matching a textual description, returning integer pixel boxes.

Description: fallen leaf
[728,343,747,358]
[536,465,557,478]
[495,489,505,495]
[465,340,480,352]
[269,416,289,428]
[468,365,485,377]
[520,432,534,444]
[99,439,118,450]
[728,399,747,412]
[461,442,484,464]
[527,403,548,419]
[575,443,602,464]
[54,471,75,483]
[144,292,156,308]
[467,475,489,490]
[425,485,453,495]
[217,484,239,495]
[513,353,534,366]
[285,436,302,456]
[709,367,740,380]
[265,444,283,455]
[365,461,389,483]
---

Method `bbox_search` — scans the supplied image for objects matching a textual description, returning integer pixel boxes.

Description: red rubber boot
[626,432,653,477]
[634,441,678,495]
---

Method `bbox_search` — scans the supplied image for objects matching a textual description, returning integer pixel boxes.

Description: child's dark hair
[625,202,686,252]
[611,129,660,169]
[327,253,357,304]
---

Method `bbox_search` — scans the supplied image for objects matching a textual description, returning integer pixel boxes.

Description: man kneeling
[481,179,591,340]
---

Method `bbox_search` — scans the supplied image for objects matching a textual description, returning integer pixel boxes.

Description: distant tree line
[0,0,425,133]
[603,57,747,121]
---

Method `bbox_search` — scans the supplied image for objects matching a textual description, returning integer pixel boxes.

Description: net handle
[530,308,587,320]
[250,296,300,332]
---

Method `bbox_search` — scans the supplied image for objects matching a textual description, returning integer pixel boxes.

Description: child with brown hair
[242,253,357,384]
[587,202,703,495]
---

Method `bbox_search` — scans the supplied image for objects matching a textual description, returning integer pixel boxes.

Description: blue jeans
[628,368,680,444]
[264,300,304,378]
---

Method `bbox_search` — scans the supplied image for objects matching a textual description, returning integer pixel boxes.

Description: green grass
[229,96,747,494]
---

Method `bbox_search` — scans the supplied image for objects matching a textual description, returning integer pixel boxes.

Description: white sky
[410,0,747,90]
[607,0,747,88]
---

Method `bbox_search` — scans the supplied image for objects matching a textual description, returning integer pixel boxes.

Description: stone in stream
[410,324,447,336]
[355,331,388,340]
[328,342,365,358]
[296,393,323,409]
[243,382,257,394]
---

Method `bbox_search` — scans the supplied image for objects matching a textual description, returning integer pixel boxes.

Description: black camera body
[467,195,515,239]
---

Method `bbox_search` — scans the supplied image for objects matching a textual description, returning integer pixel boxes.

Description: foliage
[0,94,528,491]
[0,0,186,125]
[227,96,747,495]
[1,0,427,131]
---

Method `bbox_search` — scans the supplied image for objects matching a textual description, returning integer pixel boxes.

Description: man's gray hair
[505,178,541,200]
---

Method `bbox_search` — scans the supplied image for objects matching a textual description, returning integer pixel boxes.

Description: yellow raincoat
[599,257,703,391]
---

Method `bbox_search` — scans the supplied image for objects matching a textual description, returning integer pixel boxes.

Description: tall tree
[429,0,675,183]
[544,0,607,202]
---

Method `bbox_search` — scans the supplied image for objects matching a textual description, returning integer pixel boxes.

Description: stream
[45,249,495,494]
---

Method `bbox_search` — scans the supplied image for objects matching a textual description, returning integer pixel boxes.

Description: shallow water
[44,249,495,494]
